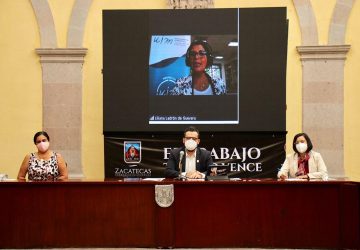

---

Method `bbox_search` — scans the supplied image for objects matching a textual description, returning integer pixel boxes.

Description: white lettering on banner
[164,148,172,159]
[230,148,241,159]
[220,148,230,159]
[162,147,263,173]
[248,147,261,160]
[114,168,151,177]
[210,147,261,162]
[230,162,263,172]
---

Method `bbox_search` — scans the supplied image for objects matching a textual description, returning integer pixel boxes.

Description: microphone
[179,150,184,160]
[178,151,185,180]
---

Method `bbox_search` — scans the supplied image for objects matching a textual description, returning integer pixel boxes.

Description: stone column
[297,45,350,177]
[36,48,87,178]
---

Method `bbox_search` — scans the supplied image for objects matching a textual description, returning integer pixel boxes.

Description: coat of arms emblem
[155,184,174,207]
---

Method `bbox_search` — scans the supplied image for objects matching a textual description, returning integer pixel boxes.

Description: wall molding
[35,48,88,63]
[297,45,351,60]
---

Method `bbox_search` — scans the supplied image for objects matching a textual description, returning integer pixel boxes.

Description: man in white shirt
[165,126,213,179]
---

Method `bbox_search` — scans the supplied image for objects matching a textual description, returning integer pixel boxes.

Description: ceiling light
[228,41,238,47]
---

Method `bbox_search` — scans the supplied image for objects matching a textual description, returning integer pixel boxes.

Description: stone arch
[328,0,355,45]
[30,0,57,47]
[67,0,93,47]
[293,0,319,45]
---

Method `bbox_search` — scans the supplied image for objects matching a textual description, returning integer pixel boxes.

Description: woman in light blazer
[278,133,328,180]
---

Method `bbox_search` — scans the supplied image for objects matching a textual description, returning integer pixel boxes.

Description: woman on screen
[169,40,226,95]
[17,131,68,181]
[278,133,328,180]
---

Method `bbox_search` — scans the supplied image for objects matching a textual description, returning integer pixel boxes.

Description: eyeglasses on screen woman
[188,50,208,58]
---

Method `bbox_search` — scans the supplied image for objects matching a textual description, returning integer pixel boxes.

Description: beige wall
[0,0,359,181]
[0,1,42,177]
[344,0,360,179]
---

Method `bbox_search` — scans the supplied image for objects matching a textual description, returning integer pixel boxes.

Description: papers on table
[286,178,308,181]
[142,178,165,181]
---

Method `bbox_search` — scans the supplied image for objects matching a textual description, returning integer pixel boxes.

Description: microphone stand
[175,151,186,180]
[178,160,186,180]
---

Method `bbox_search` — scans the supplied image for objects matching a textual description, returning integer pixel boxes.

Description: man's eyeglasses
[188,50,207,58]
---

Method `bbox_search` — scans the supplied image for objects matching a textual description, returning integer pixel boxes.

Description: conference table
[0,178,359,249]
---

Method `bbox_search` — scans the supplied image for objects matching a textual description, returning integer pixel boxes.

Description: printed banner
[149,35,191,96]
[104,132,286,178]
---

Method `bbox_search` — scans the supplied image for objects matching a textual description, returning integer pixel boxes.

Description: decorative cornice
[168,0,214,9]
[296,45,351,60]
[35,48,88,63]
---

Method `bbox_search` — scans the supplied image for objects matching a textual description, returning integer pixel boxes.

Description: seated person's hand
[186,171,203,179]
[296,174,309,179]
[279,174,287,180]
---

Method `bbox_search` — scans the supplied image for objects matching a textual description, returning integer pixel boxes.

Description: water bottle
[0,174,8,181]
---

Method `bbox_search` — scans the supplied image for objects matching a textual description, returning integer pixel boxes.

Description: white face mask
[185,139,198,151]
[37,141,50,152]
[296,142,308,153]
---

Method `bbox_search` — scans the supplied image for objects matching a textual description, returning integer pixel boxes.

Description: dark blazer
[164,147,213,178]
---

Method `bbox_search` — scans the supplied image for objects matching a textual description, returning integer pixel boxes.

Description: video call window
[148,33,239,125]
